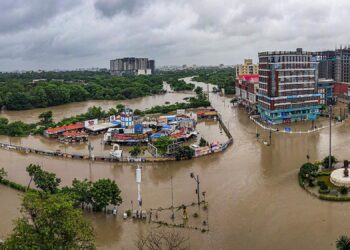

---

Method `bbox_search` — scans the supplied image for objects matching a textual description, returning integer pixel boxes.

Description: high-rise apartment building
[110,57,155,75]
[314,50,336,80]
[236,59,259,75]
[335,47,350,83]
[314,47,350,83]
[257,48,321,124]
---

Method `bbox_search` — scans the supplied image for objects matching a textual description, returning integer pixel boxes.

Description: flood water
[1,77,350,249]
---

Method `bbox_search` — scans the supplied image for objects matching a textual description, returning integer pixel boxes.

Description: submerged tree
[90,179,122,212]
[38,110,53,125]
[322,155,336,168]
[3,191,96,250]
[26,164,61,193]
[0,167,7,181]
[130,144,142,157]
[336,235,350,250]
[136,229,189,250]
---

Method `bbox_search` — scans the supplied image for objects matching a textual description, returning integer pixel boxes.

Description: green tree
[0,167,7,181]
[322,155,336,168]
[26,164,42,189]
[299,162,318,181]
[116,104,125,113]
[199,137,208,147]
[130,145,142,157]
[337,235,350,250]
[38,110,53,125]
[195,86,203,95]
[3,191,96,250]
[175,146,195,160]
[29,87,48,108]
[90,179,122,211]
[5,92,32,110]
[26,164,61,193]
[69,178,93,208]
[154,136,175,155]
[6,121,31,137]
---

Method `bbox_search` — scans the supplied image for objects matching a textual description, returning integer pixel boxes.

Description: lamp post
[171,176,174,220]
[190,172,200,205]
[88,140,94,160]
[329,104,332,169]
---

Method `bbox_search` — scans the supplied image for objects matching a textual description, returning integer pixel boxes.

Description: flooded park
[1,77,350,249]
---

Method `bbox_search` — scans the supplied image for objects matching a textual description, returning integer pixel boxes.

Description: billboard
[84,119,98,127]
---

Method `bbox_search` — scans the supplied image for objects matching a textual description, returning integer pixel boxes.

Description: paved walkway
[250,115,345,134]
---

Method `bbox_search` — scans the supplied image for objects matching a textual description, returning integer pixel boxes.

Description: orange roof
[46,123,84,134]
[62,131,87,137]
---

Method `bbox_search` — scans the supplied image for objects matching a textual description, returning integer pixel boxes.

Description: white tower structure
[136,166,142,217]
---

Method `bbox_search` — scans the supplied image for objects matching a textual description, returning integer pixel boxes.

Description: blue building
[257,48,321,124]
[317,78,334,105]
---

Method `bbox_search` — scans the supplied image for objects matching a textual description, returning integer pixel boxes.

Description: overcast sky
[0,0,349,71]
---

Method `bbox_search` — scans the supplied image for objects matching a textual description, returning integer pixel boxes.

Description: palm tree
[336,235,350,250]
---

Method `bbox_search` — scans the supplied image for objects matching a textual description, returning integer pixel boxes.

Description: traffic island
[298,159,350,201]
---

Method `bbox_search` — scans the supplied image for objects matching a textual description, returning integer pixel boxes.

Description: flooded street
[1,77,350,249]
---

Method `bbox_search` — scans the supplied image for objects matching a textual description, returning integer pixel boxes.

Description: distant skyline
[1,0,350,71]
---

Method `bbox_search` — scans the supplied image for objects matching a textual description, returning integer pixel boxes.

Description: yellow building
[236,59,259,75]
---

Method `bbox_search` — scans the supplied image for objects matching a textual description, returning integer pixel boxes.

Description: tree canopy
[2,191,96,250]
[0,71,164,111]
[26,164,61,193]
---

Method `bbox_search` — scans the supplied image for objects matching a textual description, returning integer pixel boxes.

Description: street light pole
[329,105,332,169]
[190,172,200,205]
[171,176,174,220]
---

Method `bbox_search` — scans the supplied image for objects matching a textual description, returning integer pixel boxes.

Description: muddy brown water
[1,77,350,249]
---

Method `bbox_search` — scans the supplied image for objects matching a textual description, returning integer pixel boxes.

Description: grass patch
[317,175,336,189]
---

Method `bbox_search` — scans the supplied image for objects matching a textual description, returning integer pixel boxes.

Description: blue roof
[150,133,162,138]
[162,125,172,129]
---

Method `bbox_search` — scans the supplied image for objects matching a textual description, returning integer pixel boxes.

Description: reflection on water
[1,78,350,249]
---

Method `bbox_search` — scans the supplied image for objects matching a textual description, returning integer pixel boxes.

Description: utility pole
[171,176,174,220]
[329,105,332,169]
[207,83,210,101]
[190,172,200,205]
[269,128,272,146]
[136,166,142,218]
[88,140,94,160]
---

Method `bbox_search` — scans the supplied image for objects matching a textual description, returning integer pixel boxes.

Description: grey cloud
[1,0,350,71]
[0,0,81,33]
[94,0,144,17]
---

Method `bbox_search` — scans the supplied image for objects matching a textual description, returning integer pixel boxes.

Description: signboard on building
[109,115,117,121]
[177,109,186,115]
[84,119,98,127]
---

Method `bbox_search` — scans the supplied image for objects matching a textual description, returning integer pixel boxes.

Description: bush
[319,187,330,194]
[0,178,27,192]
[299,163,318,181]
[322,155,336,168]
[318,181,328,190]
[339,186,349,195]
[319,194,350,201]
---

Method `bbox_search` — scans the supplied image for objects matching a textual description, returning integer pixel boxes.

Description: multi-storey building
[235,74,259,109]
[257,48,321,124]
[317,79,334,105]
[335,47,350,83]
[315,47,350,83]
[236,59,259,75]
[314,50,336,80]
[110,57,155,75]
